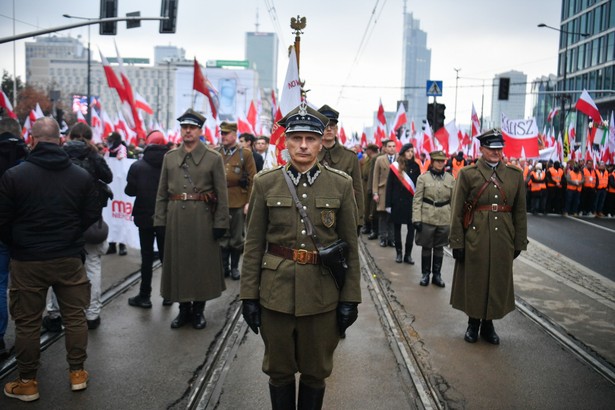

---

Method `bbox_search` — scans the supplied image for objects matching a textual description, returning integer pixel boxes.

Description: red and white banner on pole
[500,113,540,158]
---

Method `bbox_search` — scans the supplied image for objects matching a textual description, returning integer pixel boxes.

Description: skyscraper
[245,31,278,92]
[491,70,527,124]
[401,9,431,125]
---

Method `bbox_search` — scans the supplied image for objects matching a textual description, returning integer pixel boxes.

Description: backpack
[0,131,28,176]
[70,152,113,209]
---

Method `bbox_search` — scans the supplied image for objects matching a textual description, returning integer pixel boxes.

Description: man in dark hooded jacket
[0,117,100,402]
[125,130,170,308]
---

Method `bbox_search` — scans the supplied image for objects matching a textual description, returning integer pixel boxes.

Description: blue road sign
[426,80,443,97]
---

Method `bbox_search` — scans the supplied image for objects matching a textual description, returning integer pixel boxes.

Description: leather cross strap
[267,243,320,265]
[474,204,513,212]
[170,193,210,201]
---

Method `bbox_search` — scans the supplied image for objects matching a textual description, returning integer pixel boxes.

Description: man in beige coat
[154,109,229,330]
[240,103,361,409]
[372,140,397,247]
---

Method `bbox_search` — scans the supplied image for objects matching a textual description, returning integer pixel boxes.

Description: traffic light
[498,77,510,100]
[426,103,435,128]
[160,0,179,33]
[434,103,446,132]
[99,0,117,35]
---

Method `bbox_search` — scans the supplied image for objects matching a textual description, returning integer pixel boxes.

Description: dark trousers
[530,190,546,213]
[138,226,166,297]
[377,212,394,240]
[394,223,414,253]
[594,189,607,214]
[565,190,581,214]
[580,188,596,214]
[546,186,564,214]
[10,257,90,379]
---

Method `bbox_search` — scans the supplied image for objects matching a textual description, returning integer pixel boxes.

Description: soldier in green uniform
[317,104,364,231]
[240,102,361,409]
[449,129,528,344]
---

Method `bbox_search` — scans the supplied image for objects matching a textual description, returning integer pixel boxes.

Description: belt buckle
[181,193,188,201]
[294,249,309,264]
[491,204,498,212]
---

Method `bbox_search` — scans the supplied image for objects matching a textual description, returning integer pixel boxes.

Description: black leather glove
[413,222,423,232]
[337,302,358,336]
[213,228,226,240]
[452,248,465,262]
[514,250,521,259]
[242,299,261,334]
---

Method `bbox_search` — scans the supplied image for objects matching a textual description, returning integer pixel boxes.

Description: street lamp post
[538,23,590,151]
[453,68,461,121]
[63,14,92,125]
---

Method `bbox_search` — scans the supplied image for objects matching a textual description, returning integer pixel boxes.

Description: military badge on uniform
[321,210,335,227]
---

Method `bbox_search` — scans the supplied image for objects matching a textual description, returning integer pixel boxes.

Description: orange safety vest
[567,170,583,191]
[596,169,609,189]
[583,168,596,188]
[451,158,465,179]
[530,171,546,191]
[416,158,431,174]
[608,171,615,194]
[547,167,564,187]
[523,165,530,187]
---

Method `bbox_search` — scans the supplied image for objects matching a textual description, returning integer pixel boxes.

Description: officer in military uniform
[218,122,257,280]
[240,102,361,409]
[317,104,364,231]
[449,129,528,345]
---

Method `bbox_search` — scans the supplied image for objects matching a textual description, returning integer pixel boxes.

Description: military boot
[171,302,192,329]
[230,249,241,280]
[464,317,480,343]
[395,247,403,263]
[480,319,500,345]
[221,248,231,278]
[403,242,414,264]
[419,254,431,286]
[431,255,445,287]
[269,382,295,410]
[192,301,207,329]
[298,382,325,410]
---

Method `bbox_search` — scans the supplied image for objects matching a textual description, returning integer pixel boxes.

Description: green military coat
[318,141,364,226]
[240,163,361,316]
[218,146,256,208]
[154,142,230,302]
[413,169,455,226]
[449,158,528,319]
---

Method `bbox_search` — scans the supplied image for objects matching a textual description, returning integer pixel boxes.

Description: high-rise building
[490,70,527,125]
[531,75,558,131]
[401,9,431,125]
[154,45,186,65]
[245,31,278,92]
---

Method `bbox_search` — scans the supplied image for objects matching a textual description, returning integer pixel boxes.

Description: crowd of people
[0,101,613,408]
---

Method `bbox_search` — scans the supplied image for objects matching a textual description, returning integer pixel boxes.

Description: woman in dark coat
[385,143,420,264]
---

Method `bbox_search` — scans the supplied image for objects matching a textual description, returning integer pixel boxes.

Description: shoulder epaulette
[324,165,351,179]
[505,163,523,173]
[256,165,283,178]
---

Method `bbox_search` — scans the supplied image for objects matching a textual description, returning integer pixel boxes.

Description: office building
[401,9,431,125]
[491,70,527,124]
[245,31,278,92]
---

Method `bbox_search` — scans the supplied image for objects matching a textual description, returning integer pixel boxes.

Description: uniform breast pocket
[266,196,293,226]
[314,197,341,228]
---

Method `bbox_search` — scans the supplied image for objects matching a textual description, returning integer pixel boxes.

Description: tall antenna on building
[255,7,260,32]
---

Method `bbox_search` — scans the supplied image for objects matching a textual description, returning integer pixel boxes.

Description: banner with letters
[102,157,141,249]
[500,113,540,158]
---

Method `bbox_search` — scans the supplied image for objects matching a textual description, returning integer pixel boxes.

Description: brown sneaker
[4,378,39,402]
[70,369,89,391]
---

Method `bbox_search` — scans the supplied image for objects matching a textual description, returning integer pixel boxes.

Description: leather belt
[169,193,210,201]
[475,204,513,212]
[422,198,450,207]
[267,244,320,265]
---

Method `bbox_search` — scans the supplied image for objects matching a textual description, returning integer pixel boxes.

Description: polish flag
[0,90,17,119]
[360,131,367,148]
[135,91,153,115]
[99,49,127,102]
[193,58,220,119]
[279,46,302,115]
[471,103,481,137]
[269,107,287,165]
[246,100,259,134]
[377,99,387,126]
[237,109,255,135]
[434,120,459,155]
[114,42,146,142]
[391,102,407,132]
[339,125,347,146]
[421,121,435,155]
[101,110,114,139]
[546,106,560,123]
[575,89,603,123]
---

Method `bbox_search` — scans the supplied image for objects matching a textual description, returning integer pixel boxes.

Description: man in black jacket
[125,130,170,308]
[0,117,100,402]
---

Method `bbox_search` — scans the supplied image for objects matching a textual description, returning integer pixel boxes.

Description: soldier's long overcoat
[449,158,528,320]
[154,142,229,302]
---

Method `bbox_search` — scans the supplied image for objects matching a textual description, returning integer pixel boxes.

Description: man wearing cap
[154,109,229,329]
[125,130,170,309]
[449,129,528,345]
[217,122,257,280]
[240,102,361,409]
[317,104,364,233]
[412,150,455,287]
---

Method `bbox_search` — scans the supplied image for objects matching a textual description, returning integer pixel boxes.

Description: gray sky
[0,0,563,133]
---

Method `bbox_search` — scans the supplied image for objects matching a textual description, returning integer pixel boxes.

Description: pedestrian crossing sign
[426,81,443,96]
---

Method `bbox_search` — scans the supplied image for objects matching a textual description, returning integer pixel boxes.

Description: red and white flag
[377,99,387,127]
[420,120,435,155]
[279,46,302,116]
[101,110,114,139]
[0,90,17,119]
[76,110,87,124]
[546,106,560,124]
[391,102,407,132]
[501,113,540,158]
[193,58,220,119]
[135,91,153,115]
[471,103,481,137]
[246,100,259,135]
[434,120,459,155]
[99,48,127,102]
[575,89,603,123]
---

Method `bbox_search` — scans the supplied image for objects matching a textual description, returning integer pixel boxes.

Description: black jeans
[394,223,414,252]
[138,226,166,297]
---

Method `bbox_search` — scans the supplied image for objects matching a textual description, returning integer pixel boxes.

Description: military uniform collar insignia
[285,163,321,186]
[223,145,237,156]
